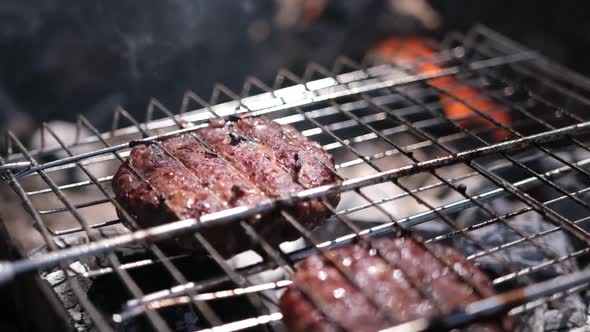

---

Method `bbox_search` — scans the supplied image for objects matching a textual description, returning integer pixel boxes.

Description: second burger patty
[281,237,511,332]
[112,116,340,257]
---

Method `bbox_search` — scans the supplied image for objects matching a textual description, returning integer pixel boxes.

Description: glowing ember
[373,37,511,141]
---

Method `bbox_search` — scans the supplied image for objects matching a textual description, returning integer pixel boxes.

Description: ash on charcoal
[515,292,588,332]
[452,149,590,280]
[455,198,576,280]
[41,239,94,329]
[37,218,283,331]
[53,224,143,268]
[454,197,590,331]
[451,150,590,331]
[43,267,92,331]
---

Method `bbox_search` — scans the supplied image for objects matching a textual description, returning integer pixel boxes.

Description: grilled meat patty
[112,116,340,257]
[280,237,510,332]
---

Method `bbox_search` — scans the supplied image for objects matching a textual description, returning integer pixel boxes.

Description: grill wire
[2,25,590,331]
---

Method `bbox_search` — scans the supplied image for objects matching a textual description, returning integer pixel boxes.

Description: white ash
[516,293,588,332]
[43,266,92,331]
[451,153,590,331]
[454,197,577,279]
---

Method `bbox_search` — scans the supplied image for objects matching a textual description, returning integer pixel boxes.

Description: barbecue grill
[2,25,590,331]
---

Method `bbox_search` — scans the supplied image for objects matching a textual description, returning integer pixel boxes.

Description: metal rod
[0,47,524,164]
[116,280,292,322]
[0,120,587,285]
[6,130,169,330]
[192,312,283,332]
[119,261,590,330]
[379,268,590,332]
[106,76,590,320]
[77,114,226,327]
[79,156,588,281]
[196,88,419,327]
[16,94,511,197]
[102,154,589,310]
[3,51,536,180]
[14,79,513,182]
[119,252,590,332]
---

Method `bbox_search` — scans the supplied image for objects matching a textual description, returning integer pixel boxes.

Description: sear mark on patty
[112,116,340,257]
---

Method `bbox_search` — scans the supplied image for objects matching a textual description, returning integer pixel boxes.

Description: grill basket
[2,25,590,331]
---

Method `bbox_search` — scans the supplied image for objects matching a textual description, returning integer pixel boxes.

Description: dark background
[0,1,589,139]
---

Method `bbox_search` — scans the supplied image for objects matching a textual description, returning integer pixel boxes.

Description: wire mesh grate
[2,25,590,331]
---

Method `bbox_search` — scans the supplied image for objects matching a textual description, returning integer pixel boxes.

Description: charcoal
[515,293,587,332]
[455,197,576,281]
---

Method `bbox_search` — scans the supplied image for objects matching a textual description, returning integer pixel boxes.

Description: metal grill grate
[2,25,590,331]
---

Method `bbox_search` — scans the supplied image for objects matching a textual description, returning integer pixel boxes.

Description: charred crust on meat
[393,228,411,238]
[129,139,149,148]
[227,115,241,123]
[203,150,219,158]
[228,132,248,145]
[156,194,167,207]
[351,235,363,245]
[293,153,302,171]
[457,183,467,194]
[293,153,302,181]
[229,185,245,204]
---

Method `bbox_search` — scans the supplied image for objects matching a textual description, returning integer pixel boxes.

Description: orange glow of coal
[303,0,327,26]
[373,37,511,141]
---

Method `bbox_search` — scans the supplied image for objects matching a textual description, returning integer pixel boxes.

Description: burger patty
[112,116,340,256]
[280,237,510,332]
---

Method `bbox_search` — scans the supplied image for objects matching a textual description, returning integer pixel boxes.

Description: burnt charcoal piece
[112,117,340,257]
[280,237,511,332]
